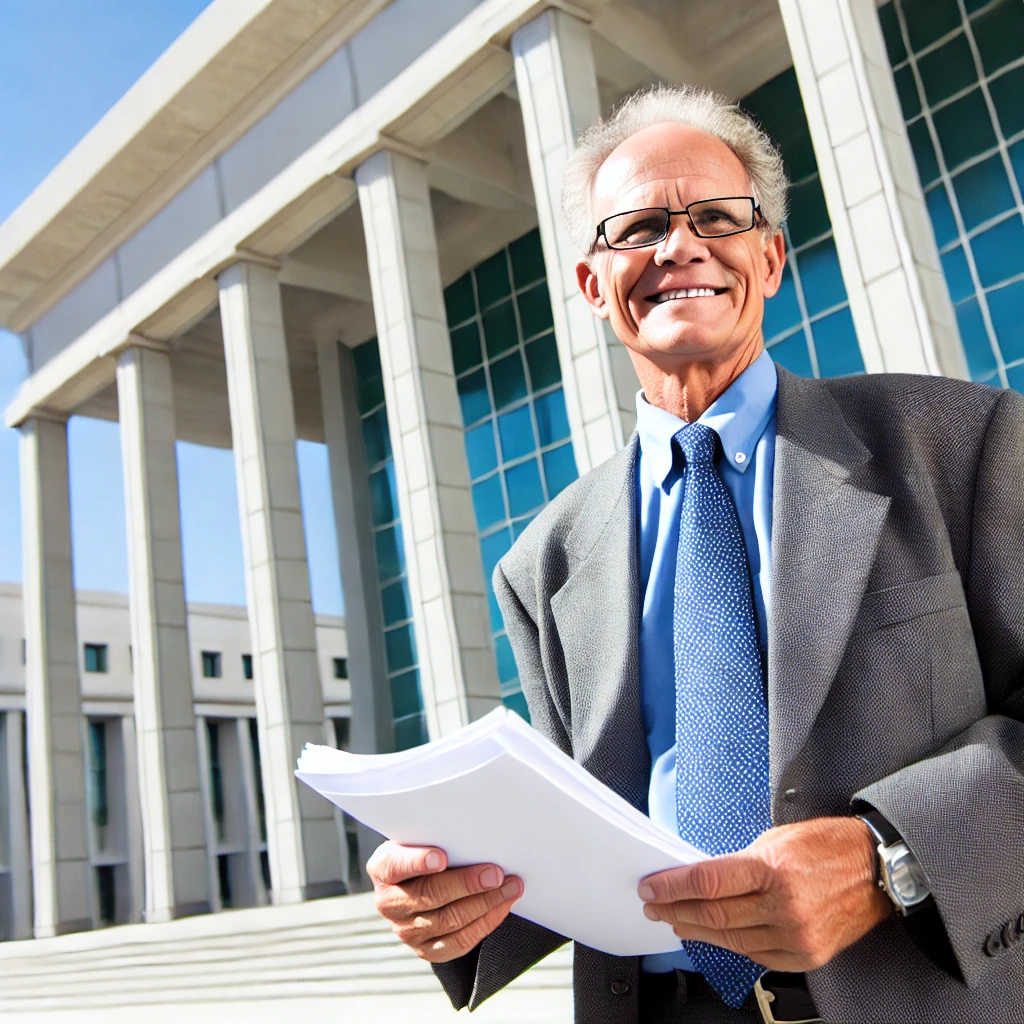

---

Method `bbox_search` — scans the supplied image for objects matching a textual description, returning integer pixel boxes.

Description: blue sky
[0,0,344,614]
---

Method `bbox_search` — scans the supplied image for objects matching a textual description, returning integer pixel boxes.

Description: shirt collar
[635,348,778,488]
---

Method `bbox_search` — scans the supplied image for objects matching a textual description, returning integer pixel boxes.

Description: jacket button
[783,788,799,802]
[610,980,631,996]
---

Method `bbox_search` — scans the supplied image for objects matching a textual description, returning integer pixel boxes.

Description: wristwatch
[857,809,934,916]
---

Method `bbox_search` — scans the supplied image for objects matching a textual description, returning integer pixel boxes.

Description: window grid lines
[892,0,1013,386]
[354,338,427,749]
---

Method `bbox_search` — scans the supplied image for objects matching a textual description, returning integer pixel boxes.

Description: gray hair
[562,84,789,259]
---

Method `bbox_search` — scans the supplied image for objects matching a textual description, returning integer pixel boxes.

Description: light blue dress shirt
[636,349,777,973]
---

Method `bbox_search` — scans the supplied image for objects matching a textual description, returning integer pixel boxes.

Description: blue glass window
[497,406,535,462]
[353,337,425,749]
[542,443,578,499]
[797,238,846,317]
[952,155,1015,232]
[811,308,865,377]
[534,389,571,447]
[970,216,1024,289]
[505,459,545,518]
[763,265,802,342]
[955,298,999,381]
[885,0,1024,389]
[769,331,815,378]
[447,234,581,718]
[465,422,498,480]
[472,475,506,532]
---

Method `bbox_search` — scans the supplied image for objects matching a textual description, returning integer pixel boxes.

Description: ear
[576,259,611,320]
[760,231,787,299]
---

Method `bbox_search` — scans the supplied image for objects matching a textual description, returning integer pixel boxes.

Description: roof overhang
[0,0,394,333]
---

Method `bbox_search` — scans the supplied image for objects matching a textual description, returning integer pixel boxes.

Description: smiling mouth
[648,287,727,303]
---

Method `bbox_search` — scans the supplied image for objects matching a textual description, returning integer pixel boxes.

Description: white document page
[296,707,706,956]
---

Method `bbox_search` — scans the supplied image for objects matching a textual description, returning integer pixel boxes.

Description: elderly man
[367,85,1024,1023]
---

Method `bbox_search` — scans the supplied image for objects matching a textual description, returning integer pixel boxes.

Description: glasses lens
[688,198,755,237]
[602,208,670,249]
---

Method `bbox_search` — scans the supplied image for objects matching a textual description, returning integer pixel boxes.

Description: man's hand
[367,841,523,963]
[639,816,892,972]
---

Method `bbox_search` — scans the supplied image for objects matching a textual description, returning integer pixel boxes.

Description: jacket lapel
[549,436,651,815]
[767,369,891,798]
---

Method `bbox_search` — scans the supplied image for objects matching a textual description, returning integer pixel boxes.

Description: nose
[653,214,711,267]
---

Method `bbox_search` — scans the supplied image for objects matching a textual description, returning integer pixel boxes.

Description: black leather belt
[640,970,821,1023]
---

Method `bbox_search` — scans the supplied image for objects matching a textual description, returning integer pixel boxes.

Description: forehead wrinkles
[594,154,751,219]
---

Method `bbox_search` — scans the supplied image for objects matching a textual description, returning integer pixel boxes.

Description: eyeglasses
[594,197,761,251]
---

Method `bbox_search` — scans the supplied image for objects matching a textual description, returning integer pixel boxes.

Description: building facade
[0,0,1021,942]
[0,583,351,939]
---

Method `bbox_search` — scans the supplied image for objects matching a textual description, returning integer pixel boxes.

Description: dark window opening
[84,644,108,673]
[242,654,253,680]
[207,722,225,842]
[248,719,266,843]
[333,657,348,680]
[201,651,222,678]
[96,865,115,925]
[87,721,108,829]
[217,854,232,909]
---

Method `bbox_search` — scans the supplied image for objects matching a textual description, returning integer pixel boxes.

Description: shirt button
[610,981,631,996]
[735,451,746,463]
[783,787,799,802]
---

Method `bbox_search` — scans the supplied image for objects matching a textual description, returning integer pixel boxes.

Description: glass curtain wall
[443,229,579,719]
[352,339,428,750]
[880,0,1024,389]
[741,69,865,378]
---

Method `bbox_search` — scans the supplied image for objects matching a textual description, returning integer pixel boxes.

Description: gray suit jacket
[434,368,1024,1023]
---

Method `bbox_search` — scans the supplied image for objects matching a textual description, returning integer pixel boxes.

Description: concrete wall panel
[30,258,120,373]
[217,48,357,216]
[349,0,483,104]
[119,168,223,299]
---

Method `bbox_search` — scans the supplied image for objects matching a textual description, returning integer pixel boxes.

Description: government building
[0,0,1021,1017]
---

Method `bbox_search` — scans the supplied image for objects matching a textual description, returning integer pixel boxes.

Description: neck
[632,335,763,422]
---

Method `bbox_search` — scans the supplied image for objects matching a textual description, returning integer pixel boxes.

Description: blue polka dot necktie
[672,422,771,1009]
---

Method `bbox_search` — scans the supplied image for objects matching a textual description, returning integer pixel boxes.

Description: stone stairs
[0,893,573,1022]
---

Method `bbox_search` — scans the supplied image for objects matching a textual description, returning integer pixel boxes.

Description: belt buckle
[753,977,822,1024]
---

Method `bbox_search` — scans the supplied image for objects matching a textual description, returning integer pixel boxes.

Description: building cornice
[0,0,393,334]
[4,0,611,428]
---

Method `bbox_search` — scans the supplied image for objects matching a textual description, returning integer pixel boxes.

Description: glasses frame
[593,196,762,252]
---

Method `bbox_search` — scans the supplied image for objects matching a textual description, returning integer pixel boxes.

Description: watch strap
[858,808,902,848]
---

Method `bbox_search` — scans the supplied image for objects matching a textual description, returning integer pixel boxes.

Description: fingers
[395,877,523,950]
[662,920,779,958]
[375,861,512,920]
[644,892,772,933]
[639,854,773,904]
[367,841,447,887]
[414,892,521,963]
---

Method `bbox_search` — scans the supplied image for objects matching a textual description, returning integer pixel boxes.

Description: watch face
[888,847,930,905]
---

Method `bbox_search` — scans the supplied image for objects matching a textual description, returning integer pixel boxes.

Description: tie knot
[673,422,719,468]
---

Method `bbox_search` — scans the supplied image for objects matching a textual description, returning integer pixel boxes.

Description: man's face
[577,123,785,369]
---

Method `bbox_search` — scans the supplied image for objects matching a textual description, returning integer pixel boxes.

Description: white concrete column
[19,416,91,937]
[117,343,209,922]
[355,149,502,740]
[779,0,968,379]
[4,710,32,939]
[218,258,343,904]
[512,9,636,474]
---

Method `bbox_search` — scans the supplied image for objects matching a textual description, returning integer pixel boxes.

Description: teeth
[655,288,718,302]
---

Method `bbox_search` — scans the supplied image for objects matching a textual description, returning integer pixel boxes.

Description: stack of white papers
[296,707,705,956]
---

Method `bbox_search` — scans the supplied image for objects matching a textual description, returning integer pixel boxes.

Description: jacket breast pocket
[853,569,967,633]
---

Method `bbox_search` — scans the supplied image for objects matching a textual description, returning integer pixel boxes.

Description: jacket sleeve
[431,560,569,1010]
[852,387,1024,988]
